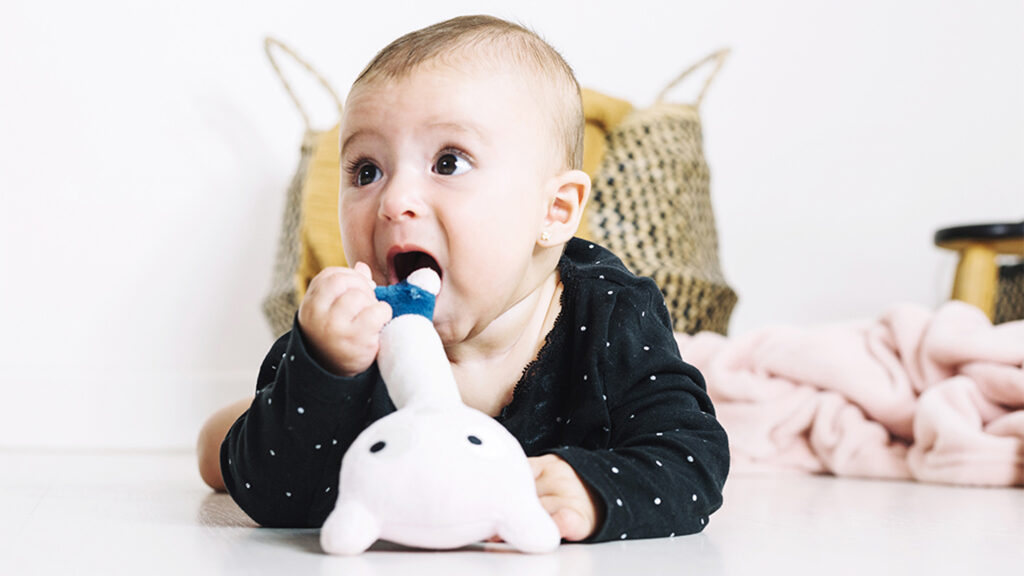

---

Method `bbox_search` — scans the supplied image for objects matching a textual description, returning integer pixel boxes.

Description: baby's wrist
[293,322,359,378]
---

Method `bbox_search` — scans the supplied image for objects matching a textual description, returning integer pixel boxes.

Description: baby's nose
[377,170,424,222]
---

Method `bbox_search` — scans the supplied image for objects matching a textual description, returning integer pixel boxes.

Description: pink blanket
[675,301,1024,486]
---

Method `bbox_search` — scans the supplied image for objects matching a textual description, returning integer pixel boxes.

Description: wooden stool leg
[951,245,998,319]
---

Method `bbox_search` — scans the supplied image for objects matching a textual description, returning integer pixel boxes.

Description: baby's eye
[433,151,472,176]
[354,162,382,187]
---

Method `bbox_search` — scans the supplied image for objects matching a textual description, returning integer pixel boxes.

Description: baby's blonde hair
[351,15,584,171]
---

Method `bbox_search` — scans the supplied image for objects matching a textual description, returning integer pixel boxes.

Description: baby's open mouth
[391,251,442,285]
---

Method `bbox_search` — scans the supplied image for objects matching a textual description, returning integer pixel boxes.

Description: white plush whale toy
[319,268,561,555]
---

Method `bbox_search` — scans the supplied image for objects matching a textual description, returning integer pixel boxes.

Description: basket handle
[264,37,344,130]
[655,48,731,108]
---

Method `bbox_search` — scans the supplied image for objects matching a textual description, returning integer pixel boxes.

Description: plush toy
[319,268,561,555]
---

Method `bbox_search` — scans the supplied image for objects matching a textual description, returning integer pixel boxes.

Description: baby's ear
[540,169,591,246]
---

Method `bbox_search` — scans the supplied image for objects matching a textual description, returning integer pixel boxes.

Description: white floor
[1,450,1021,576]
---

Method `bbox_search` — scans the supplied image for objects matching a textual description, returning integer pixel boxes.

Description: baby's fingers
[352,300,393,334]
[530,454,578,496]
[304,267,375,315]
[530,455,599,540]
[539,497,591,542]
[352,261,375,283]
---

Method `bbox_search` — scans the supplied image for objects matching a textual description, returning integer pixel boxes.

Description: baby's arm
[554,364,727,541]
[221,265,393,527]
[543,281,729,542]
[221,324,392,527]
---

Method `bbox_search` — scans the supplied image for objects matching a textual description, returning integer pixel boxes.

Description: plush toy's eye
[370,441,386,453]
[460,427,504,459]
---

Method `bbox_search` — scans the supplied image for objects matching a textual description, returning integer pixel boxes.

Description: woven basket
[585,50,737,334]
[995,262,1024,324]
[261,38,343,337]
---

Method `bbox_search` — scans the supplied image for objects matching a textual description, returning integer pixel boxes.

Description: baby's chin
[430,307,462,346]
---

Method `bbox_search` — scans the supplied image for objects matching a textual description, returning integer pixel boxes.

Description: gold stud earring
[540,231,551,242]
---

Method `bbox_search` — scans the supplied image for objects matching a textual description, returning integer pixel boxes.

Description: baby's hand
[298,262,393,377]
[529,454,601,541]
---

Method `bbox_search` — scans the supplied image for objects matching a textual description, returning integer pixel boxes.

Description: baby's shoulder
[559,239,674,334]
[563,239,649,288]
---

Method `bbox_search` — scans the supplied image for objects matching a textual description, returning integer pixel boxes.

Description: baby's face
[339,63,562,345]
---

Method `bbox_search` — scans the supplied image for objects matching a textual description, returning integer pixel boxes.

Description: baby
[198,14,729,544]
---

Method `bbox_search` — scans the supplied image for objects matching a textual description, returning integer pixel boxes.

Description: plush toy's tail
[375,269,461,410]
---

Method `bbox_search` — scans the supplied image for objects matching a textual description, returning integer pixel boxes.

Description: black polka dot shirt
[221,238,730,542]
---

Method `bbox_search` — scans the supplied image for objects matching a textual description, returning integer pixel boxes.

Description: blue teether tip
[375,280,436,320]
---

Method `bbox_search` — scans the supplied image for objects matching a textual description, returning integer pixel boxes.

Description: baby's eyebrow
[339,129,375,154]
[425,121,487,143]
[339,121,488,154]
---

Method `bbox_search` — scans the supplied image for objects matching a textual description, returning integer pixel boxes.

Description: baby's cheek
[339,200,374,241]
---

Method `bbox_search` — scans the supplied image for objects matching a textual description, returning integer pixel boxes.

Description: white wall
[1,0,1021,450]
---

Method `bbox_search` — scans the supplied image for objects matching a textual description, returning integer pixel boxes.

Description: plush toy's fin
[321,499,381,555]
[496,500,562,554]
